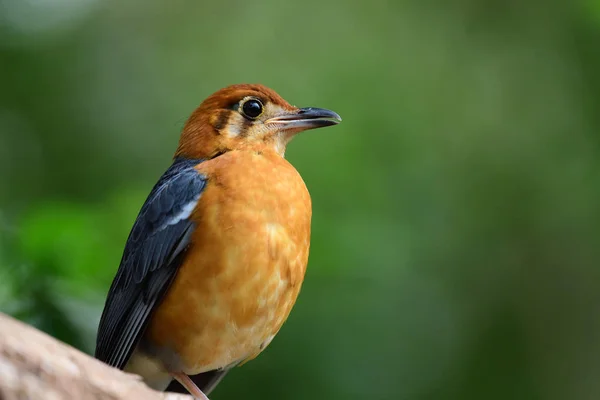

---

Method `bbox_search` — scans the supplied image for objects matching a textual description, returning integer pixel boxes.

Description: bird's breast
[145,150,312,373]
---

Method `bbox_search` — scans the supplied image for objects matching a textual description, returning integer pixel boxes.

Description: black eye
[241,99,263,119]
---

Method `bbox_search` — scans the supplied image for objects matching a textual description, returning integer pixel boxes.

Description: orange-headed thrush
[94,84,342,399]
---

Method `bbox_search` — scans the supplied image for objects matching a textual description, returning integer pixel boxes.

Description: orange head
[175,84,341,159]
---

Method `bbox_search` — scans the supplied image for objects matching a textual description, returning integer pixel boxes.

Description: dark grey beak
[266,107,342,131]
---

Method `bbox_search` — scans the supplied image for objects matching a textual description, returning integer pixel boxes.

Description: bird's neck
[176,137,288,161]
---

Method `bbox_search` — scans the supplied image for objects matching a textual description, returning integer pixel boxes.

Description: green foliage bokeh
[1,1,600,399]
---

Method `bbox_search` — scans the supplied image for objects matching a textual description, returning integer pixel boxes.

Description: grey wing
[95,157,206,370]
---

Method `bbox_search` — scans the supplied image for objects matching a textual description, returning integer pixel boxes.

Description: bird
[94,83,342,399]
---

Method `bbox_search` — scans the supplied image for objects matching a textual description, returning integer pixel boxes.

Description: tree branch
[0,312,191,400]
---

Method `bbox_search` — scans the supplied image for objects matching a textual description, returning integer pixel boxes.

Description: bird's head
[175,84,341,159]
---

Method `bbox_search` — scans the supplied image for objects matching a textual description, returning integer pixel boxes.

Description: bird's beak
[266,107,342,131]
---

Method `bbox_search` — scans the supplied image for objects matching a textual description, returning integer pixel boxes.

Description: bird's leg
[171,372,210,400]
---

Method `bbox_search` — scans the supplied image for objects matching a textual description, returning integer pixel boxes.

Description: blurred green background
[1,0,600,399]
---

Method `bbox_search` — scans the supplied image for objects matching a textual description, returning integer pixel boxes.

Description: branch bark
[0,312,191,400]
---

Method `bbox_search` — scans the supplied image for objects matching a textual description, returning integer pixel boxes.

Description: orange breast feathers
[145,148,312,373]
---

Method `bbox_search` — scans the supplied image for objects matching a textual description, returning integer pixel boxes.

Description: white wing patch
[160,194,201,230]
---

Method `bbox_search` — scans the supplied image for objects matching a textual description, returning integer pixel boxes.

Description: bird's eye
[240,98,263,119]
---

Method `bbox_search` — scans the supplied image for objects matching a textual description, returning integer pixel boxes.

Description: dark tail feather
[166,369,229,396]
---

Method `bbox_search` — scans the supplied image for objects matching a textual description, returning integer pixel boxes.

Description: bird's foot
[171,372,210,400]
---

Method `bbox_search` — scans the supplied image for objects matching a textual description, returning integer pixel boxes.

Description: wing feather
[95,157,206,369]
